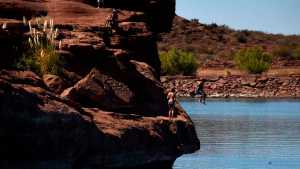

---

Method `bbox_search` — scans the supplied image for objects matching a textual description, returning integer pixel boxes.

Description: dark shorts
[168,101,175,109]
[195,89,204,96]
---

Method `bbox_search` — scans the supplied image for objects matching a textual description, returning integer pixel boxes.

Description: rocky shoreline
[162,75,300,98]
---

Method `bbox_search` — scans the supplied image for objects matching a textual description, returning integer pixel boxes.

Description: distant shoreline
[161,72,300,99]
[178,96,300,101]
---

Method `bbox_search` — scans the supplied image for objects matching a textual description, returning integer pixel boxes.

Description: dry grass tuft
[16,17,63,75]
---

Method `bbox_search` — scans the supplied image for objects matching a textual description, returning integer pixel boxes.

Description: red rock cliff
[0,1,199,169]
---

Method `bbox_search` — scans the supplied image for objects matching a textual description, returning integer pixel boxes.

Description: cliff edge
[0,0,200,169]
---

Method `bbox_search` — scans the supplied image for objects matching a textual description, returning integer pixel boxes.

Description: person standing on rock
[195,80,206,104]
[111,8,120,30]
[167,88,177,120]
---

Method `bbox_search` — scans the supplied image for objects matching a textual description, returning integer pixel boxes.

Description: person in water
[167,88,176,120]
[195,80,206,104]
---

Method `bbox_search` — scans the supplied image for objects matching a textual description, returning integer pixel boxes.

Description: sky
[176,0,300,35]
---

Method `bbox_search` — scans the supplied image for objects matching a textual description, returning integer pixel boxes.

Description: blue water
[174,99,300,169]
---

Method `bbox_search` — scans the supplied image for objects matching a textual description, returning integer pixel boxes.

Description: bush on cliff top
[160,48,198,75]
[17,42,62,75]
[234,47,272,74]
[15,18,63,75]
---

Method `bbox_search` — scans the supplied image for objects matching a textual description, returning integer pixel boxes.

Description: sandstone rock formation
[0,0,199,169]
[0,73,198,169]
[43,74,68,94]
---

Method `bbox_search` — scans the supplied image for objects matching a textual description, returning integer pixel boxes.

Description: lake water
[174,99,300,169]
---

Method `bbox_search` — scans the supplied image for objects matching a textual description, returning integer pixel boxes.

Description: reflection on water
[174,99,300,169]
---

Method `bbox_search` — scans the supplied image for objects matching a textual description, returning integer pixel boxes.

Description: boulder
[0,70,45,87]
[43,74,68,94]
[0,76,199,169]
[0,79,92,167]
[74,107,199,169]
[129,60,169,115]
[130,60,157,82]
[61,68,136,112]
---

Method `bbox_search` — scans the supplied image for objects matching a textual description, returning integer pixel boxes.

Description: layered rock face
[0,0,199,169]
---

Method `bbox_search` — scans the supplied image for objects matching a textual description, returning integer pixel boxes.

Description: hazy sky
[176,0,300,35]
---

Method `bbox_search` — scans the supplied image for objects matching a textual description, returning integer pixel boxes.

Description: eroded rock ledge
[0,0,199,169]
[0,73,198,169]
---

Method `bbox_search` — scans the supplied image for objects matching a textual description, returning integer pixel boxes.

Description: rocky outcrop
[43,74,69,94]
[0,70,45,87]
[100,0,176,32]
[162,75,300,98]
[0,71,199,169]
[0,0,175,32]
[0,0,199,169]
[0,0,174,72]
[61,68,137,112]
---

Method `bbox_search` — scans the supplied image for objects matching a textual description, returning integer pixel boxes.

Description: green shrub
[273,45,300,60]
[17,43,62,75]
[15,18,63,75]
[160,48,198,75]
[208,23,218,29]
[273,45,291,58]
[234,47,272,74]
[236,31,248,43]
[190,18,199,24]
[292,46,300,59]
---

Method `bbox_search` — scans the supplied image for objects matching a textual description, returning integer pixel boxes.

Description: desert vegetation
[235,30,250,43]
[273,44,300,60]
[159,16,300,70]
[234,47,272,74]
[160,48,198,75]
[15,17,63,75]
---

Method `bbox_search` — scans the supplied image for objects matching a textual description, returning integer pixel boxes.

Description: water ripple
[174,99,300,169]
